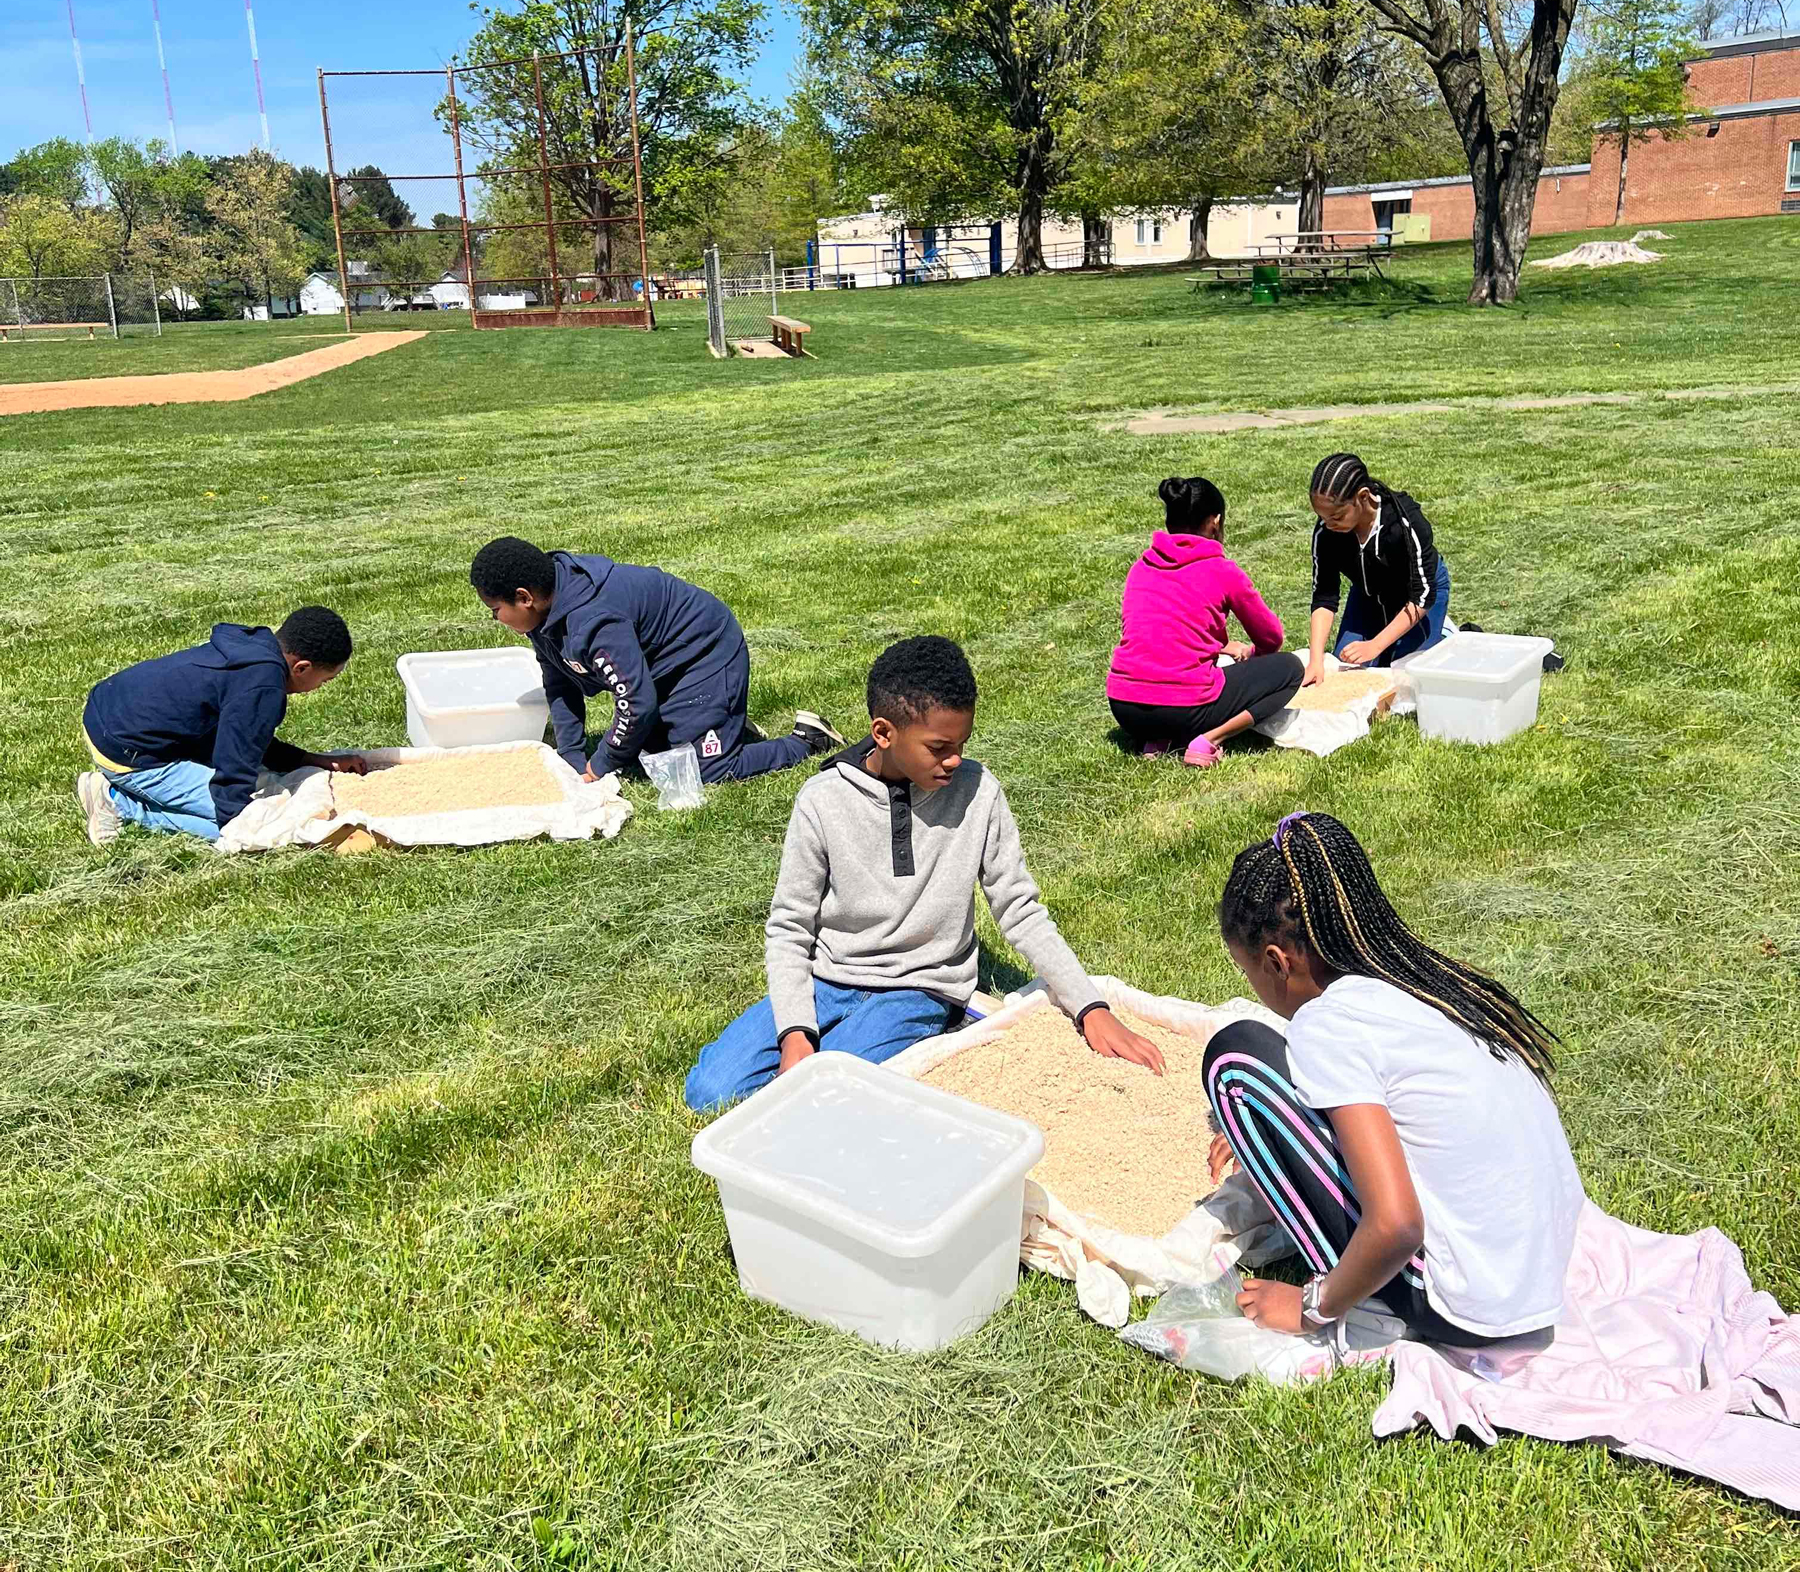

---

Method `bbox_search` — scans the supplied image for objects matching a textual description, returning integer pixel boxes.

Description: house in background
[299,260,389,315]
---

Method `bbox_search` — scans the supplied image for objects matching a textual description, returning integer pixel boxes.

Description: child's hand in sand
[1208,1132,1235,1186]
[1080,1007,1165,1075]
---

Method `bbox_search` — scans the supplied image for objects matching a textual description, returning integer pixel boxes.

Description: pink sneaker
[1182,736,1223,769]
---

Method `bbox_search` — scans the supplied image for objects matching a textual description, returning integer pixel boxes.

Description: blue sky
[1,1,804,167]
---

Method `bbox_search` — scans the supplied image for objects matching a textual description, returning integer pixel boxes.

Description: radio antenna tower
[66,0,94,143]
[150,0,180,151]
[244,0,271,150]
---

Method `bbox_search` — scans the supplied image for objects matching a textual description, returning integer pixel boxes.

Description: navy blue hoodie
[83,624,309,827]
[528,552,746,774]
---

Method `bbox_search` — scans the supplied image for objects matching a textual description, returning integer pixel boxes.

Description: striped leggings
[1202,1018,1498,1348]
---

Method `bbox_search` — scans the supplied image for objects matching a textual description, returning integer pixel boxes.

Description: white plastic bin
[396,649,549,750]
[691,1053,1044,1352]
[1404,632,1555,745]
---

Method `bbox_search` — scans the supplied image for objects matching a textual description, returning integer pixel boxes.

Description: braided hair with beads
[1219,812,1558,1083]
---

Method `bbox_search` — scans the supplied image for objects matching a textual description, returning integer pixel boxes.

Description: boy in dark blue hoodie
[78,607,365,845]
[469,537,843,785]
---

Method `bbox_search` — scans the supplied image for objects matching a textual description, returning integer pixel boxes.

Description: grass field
[3,215,1799,1570]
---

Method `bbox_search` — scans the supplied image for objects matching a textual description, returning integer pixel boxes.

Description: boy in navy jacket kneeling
[470,536,842,785]
[78,607,365,845]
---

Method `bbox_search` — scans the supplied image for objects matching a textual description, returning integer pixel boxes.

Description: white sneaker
[77,772,123,845]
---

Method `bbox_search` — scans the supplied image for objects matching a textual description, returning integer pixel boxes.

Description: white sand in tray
[332,749,563,817]
[922,1004,1222,1238]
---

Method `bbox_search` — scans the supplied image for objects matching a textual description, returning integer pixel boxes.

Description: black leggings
[1110,652,1304,744]
[1202,1018,1516,1349]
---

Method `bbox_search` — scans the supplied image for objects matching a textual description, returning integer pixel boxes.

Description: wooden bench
[0,322,107,342]
[769,314,811,357]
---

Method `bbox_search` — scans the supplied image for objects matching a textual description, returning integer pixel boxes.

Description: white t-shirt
[1286,975,1584,1337]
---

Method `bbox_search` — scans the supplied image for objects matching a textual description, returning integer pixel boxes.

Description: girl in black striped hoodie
[1304,452,1453,685]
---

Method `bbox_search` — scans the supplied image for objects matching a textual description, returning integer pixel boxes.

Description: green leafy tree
[344,165,417,230]
[456,0,764,301]
[1057,0,1259,262]
[1582,0,1694,221]
[85,138,210,269]
[0,192,113,277]
[209,151,309,316]
[1250,0,1446,235]
[805,0,1105,274]
[286,166,342,267]
[4,139,90,211]
[1363,0,1585,303]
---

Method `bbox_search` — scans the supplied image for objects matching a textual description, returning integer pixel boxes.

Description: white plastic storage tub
[1403,633,1555,745]
[396,649,550,750]
[691,1053,1044,1352]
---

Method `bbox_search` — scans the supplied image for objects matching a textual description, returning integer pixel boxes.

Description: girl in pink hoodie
[1107,477,1301,768]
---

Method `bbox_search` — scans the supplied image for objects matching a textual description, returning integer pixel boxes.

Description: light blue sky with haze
[2,1,804,167]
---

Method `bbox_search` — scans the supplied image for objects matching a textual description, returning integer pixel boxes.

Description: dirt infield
[0,331,427,417]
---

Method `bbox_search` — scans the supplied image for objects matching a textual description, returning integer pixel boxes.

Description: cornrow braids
[1309,452,1389,507]
[1221,812,1558,1083]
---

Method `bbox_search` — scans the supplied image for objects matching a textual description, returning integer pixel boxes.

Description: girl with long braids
[1107,476,1303,769]
[1305,452,1453,683]
[1203,812,1583,1346]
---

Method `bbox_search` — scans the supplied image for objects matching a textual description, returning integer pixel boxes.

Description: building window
[1135,217,1163,245]
[1789,140,1800,191]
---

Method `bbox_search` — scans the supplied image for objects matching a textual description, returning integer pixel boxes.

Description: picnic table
[1190,233,1387,296]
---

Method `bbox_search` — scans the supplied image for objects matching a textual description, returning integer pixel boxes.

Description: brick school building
[1322,26,1800,241]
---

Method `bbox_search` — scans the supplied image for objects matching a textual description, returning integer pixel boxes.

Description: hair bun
[1158,477,1187,506]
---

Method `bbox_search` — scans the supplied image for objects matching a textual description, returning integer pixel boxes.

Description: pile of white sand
[1532,240,1663,270]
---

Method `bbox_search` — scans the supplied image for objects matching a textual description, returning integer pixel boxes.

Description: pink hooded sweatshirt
[1106,532,1286,706]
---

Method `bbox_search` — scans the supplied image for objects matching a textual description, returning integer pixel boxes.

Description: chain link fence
[0,275,166,340]
[702,248,776,357]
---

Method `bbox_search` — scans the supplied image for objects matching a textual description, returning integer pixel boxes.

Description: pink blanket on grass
[1375,1200,1800,1507]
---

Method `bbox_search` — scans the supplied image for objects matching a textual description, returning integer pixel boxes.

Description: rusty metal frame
[318,37,654,333]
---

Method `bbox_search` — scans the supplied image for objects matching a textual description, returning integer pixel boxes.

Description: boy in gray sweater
[683,636,1163,1112]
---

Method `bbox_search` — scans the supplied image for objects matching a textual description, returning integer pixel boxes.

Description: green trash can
[1250,262,1281,304]
[1250,281,1280,304]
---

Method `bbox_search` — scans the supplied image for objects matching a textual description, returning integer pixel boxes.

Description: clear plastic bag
[640,743,705,811]
[1118,1269,1287,1381]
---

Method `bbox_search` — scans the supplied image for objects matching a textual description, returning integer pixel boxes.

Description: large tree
[4,139,89,212]
[1057,0,1259,262]
[0,192,113,278]
[86,138,209,270]
[1252,0,1446,235]
[1365,0,1584,302]
[343,165,417,231]
[805,0,1105,274]
[208,151,309,315]
[455,0,762,301]
[1582,0,1694,221]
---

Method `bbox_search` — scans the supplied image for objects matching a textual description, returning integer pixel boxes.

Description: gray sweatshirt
[765,739,1106,1041]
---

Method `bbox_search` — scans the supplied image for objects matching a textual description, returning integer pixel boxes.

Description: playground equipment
[806,224,1005,289]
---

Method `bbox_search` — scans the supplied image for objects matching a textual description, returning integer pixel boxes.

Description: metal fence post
[149,270,163,336]
[767,248,776,311]
[104,272,118,338]
[703,246,725,358]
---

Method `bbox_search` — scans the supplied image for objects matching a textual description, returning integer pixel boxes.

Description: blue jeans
[1335,557,1452,667]
[684,979,963,1112]
[102,760,221,841]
